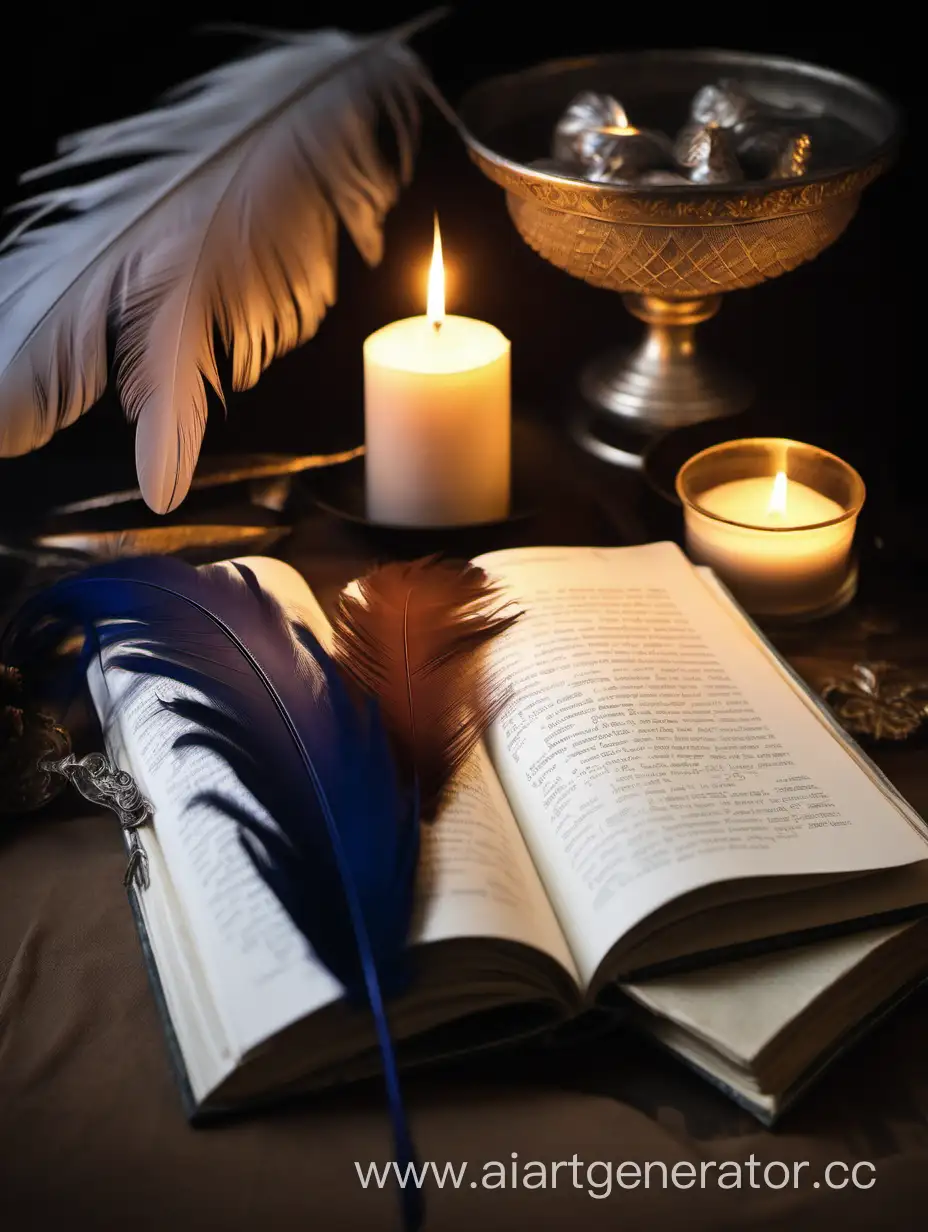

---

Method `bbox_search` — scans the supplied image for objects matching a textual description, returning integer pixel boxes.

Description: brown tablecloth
[3,466,928,1232]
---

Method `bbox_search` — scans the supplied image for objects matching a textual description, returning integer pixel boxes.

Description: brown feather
[332,556,520,821]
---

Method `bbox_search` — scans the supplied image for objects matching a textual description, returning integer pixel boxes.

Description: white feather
[0,21,431,512]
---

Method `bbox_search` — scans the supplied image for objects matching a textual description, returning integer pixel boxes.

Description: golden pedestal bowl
[459,50,898,467]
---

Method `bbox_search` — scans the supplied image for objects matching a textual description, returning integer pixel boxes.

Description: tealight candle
[363,217,511,527]
[676,438,865,620]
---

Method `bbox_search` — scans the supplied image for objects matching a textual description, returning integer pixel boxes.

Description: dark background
[0,4,917,533]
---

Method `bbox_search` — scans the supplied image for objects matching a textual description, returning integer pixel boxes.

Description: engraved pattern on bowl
[506,193,860,296]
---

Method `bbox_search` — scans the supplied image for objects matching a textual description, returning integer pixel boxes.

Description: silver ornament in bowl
[675,123,744,184]
[553,90,675,183]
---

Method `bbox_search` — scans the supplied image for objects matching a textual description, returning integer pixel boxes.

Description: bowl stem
[576,293,752,465]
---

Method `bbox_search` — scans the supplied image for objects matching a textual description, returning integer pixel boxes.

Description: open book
[91,544,928,1123]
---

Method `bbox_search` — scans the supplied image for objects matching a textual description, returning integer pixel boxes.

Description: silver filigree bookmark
[40,752,153,892]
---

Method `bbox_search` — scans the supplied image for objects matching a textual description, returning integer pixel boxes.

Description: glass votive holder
[675,438,865,621]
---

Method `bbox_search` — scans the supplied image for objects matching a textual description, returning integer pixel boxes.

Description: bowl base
[571,338,753,470]
[569,405,651,470]
[580,335,752,435]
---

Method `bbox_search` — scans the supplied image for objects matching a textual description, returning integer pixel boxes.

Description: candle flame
[768,470,788,516]
[427,213,444,331]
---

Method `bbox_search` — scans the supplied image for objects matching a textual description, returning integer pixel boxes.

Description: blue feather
[2,555,423,1231]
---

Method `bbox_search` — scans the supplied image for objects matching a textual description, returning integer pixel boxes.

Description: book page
[621,916,928,1116]
[102,707,236,1104]
[476,544,928,988]
[99,557,576,1059]
[695,567,928,827]
[621,921,914,1066]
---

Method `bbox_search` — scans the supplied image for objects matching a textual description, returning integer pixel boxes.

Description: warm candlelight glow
[598,104,636,137]
[427,213,444,331]
[677,438,865,619]
[768,470,788,517]
[605,102,630,128]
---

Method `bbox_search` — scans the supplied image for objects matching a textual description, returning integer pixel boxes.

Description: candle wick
[432,319,442,335]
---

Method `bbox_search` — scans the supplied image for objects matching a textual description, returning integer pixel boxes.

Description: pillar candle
[363,218,511,527]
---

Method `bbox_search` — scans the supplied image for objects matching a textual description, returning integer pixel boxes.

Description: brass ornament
[821,662,928,742]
